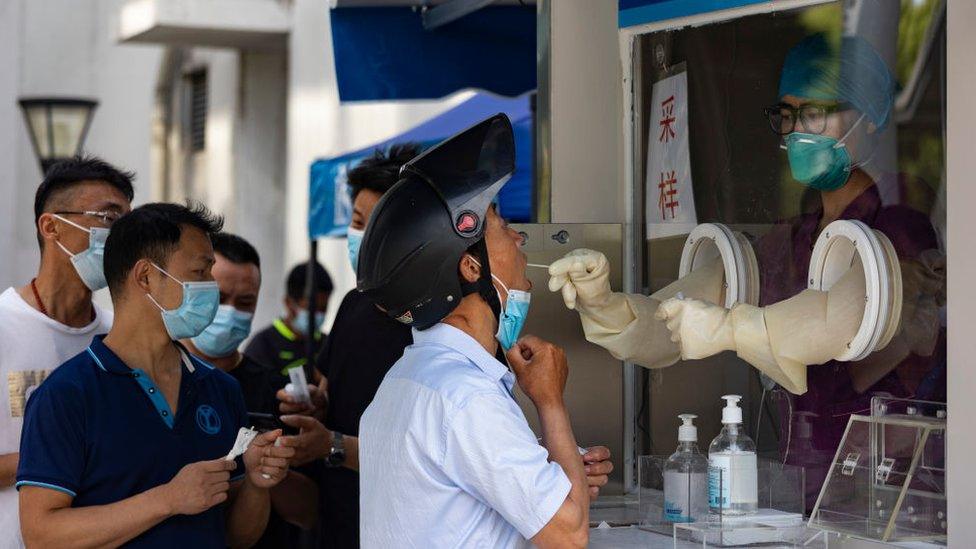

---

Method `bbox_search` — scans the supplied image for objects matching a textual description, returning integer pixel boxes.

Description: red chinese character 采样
[658,170,679,219]
[659,95,676,143]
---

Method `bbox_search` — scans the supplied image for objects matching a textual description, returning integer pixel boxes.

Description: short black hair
[34,155,135,223]
[212,232,261,269]
[286,262,333,301]
[347,143,422,200]
[104,202,224,297]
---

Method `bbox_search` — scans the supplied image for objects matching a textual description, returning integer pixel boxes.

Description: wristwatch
[326,431,345,467]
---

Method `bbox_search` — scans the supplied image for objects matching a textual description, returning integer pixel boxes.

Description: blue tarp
[308,92,533,239]
[331,7,536,102]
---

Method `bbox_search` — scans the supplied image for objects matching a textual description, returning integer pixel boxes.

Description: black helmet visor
[400,113,515,239]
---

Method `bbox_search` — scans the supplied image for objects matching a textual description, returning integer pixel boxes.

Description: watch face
[328,450,346,466]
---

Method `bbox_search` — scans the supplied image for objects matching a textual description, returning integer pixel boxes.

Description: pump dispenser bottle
[708,395,758,515]
[663,414,709,523]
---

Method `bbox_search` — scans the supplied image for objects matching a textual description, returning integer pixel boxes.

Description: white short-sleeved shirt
[0,287,112,548]
[359,323,571,548]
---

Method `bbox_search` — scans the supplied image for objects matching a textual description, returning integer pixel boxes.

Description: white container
[663,414,709,523]
[708,395,758,515]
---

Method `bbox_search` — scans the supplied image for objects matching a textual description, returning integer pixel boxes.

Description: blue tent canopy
[308,92,533,239]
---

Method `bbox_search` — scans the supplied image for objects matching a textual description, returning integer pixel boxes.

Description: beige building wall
[946,0,974,540]
[546,0,625,224]
[0,0,161,301]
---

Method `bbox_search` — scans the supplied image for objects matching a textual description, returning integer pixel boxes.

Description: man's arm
[0,453,17,487]
[532,405,589,548]
[270,470,318,529]
[225,480,270,548]
[507,336,589,549]
[20,459,235,548]
[342,436,359,471]
[20,485,173,548]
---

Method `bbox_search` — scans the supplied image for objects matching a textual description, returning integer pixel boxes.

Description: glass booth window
[631,0,946,512]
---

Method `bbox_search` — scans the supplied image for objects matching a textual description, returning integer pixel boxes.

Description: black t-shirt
[244,319,325,377]
[228,354,317,549]
[317,289,413,436]
[314,290,412,549]
[228,354,288,416]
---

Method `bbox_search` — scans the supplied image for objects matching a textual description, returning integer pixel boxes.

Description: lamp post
[18,97,98,174]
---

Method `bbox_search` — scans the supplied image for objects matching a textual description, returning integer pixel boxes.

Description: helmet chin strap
[459,238,501,322]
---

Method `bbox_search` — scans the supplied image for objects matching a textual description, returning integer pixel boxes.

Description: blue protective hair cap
[778,33,895,130]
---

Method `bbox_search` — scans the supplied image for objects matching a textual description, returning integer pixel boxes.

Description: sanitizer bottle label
[663,471,693,522]
[708,458,728,509]
[708,454,758,509]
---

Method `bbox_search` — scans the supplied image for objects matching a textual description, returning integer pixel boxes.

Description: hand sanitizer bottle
[664,414,709,523]
[708,395,758,515]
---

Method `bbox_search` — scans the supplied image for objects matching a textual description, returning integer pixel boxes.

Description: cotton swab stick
[526,263,550,270]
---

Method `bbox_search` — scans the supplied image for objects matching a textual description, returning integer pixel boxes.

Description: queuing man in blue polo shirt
[16,203,296,548]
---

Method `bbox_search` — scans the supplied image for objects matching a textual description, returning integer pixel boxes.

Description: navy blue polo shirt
[16,335,248,548]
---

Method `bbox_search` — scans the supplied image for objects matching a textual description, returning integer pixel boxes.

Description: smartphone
[247,412,298,435]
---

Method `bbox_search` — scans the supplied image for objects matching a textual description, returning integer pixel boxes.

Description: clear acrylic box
[638,455,691,535]
[639,455,810,546]
[807,397,946,543]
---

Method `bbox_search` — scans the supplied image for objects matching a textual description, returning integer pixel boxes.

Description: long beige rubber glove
[655,265,867,394]
[548,249,725,369]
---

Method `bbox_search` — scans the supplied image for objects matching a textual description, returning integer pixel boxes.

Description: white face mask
[52,214,110,291]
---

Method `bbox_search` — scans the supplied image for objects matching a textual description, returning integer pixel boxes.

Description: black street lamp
[18,97,98,173]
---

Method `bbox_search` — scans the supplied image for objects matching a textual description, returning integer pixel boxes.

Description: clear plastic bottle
[664,414,709,523]
[708,395,758,516]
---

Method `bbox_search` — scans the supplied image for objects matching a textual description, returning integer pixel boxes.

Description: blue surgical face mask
[494,279,531,352]
[469,256,531,351]
[53,214,109,291]
[347,227,365,272]
[783,113,866,192]
[146,263,220,340]
[192,304,253,357]
[294,309,325,337]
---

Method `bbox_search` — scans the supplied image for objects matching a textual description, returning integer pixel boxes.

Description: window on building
[187,70,207,152]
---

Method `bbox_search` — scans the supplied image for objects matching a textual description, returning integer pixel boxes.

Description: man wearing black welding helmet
[356,114,592,548]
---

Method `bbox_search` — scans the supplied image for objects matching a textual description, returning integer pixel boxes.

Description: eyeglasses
[762,102,852,136]
[53,210,122,227]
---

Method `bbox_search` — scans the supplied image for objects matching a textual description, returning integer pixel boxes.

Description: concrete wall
[547,0,624,224]
[0,0,161,299]
[0,0,25,291]
[946,0,974,541]
[232,51,288,332]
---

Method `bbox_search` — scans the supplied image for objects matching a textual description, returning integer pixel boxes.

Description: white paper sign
[645,70,697,239]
